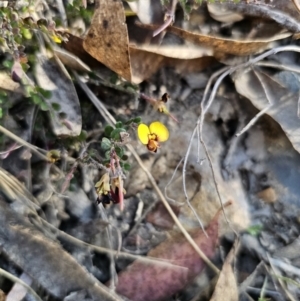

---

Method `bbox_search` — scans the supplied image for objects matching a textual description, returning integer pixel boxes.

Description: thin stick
[0,125,48,161]
[236,105,272,137]
[0,268,42,301]
[193,45,300,230]
[181,126,208,236]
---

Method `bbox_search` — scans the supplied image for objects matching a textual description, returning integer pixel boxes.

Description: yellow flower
[46,150,61,163]
[51,34,62,43]
[95,173,110,196]
[137,121,169,152]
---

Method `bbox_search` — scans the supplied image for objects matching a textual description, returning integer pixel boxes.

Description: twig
[0,125,48,161]
[153,0,177,37]
[0,268,42,301]
[164,157,185,205]
[182,126,207,236]
[235,105,272,137]
[192,45,300,232]
[267,254,297,301]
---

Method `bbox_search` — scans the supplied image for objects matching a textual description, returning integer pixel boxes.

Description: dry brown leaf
[83,0,132,81]
[130,45,216,83]
[210,240,239,301]
[62,32,215,84]
[66,1,216,83]
[166,25,291,56]
[114,207,222,301]
[0,72,22,93]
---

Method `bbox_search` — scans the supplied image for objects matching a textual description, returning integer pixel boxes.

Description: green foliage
[100,118,141,174]
[0,90,8,120]
[246,225,263,236]
[65,0,93,26]
[101,137,112,150]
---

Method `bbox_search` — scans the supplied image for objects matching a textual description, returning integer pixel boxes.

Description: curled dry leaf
[114,206,222,301]
[83,0,132,81]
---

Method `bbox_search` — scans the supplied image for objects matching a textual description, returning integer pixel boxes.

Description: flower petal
[149,121,169,142]
[138,123,150,144]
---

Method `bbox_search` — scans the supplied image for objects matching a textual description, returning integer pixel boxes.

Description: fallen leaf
[83,0,132,81]
[62,33,216,84]
[210,239,239,301]
[234,68,300,153]
[165,25,291,56]
[146,202,180,229]
[0,72,23,93]
[114,206,223,301]
[65,0,216,84]
[130,45,216,83]
[212,0,300,33]
[35,54,82,136]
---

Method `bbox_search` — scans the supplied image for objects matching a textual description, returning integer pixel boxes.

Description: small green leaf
[111,128,126,141]
[31,93,43,104]
[115,121,123,128]
[101,137,112,150]
[104,125,114,137]
[246,225,263,236]
[21,27,32,39]
[78,130,87,141]
[3,60,13,69]
[52,103,61,111]
[121,154,128,161]
[133,116,142,124]
[123,163,131,171]
[39,102,49,111]
[105,150,111,159]
[115,146,124,158]
[37,88,52,99]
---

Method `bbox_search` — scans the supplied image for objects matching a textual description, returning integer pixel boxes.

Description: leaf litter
[2,0,300,301]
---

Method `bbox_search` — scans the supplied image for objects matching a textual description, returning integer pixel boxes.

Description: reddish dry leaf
[83,0,132,81]
[115,208,222,301]
[146,202,180,230]
[210,240,239,301]
[166,25,291,56]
